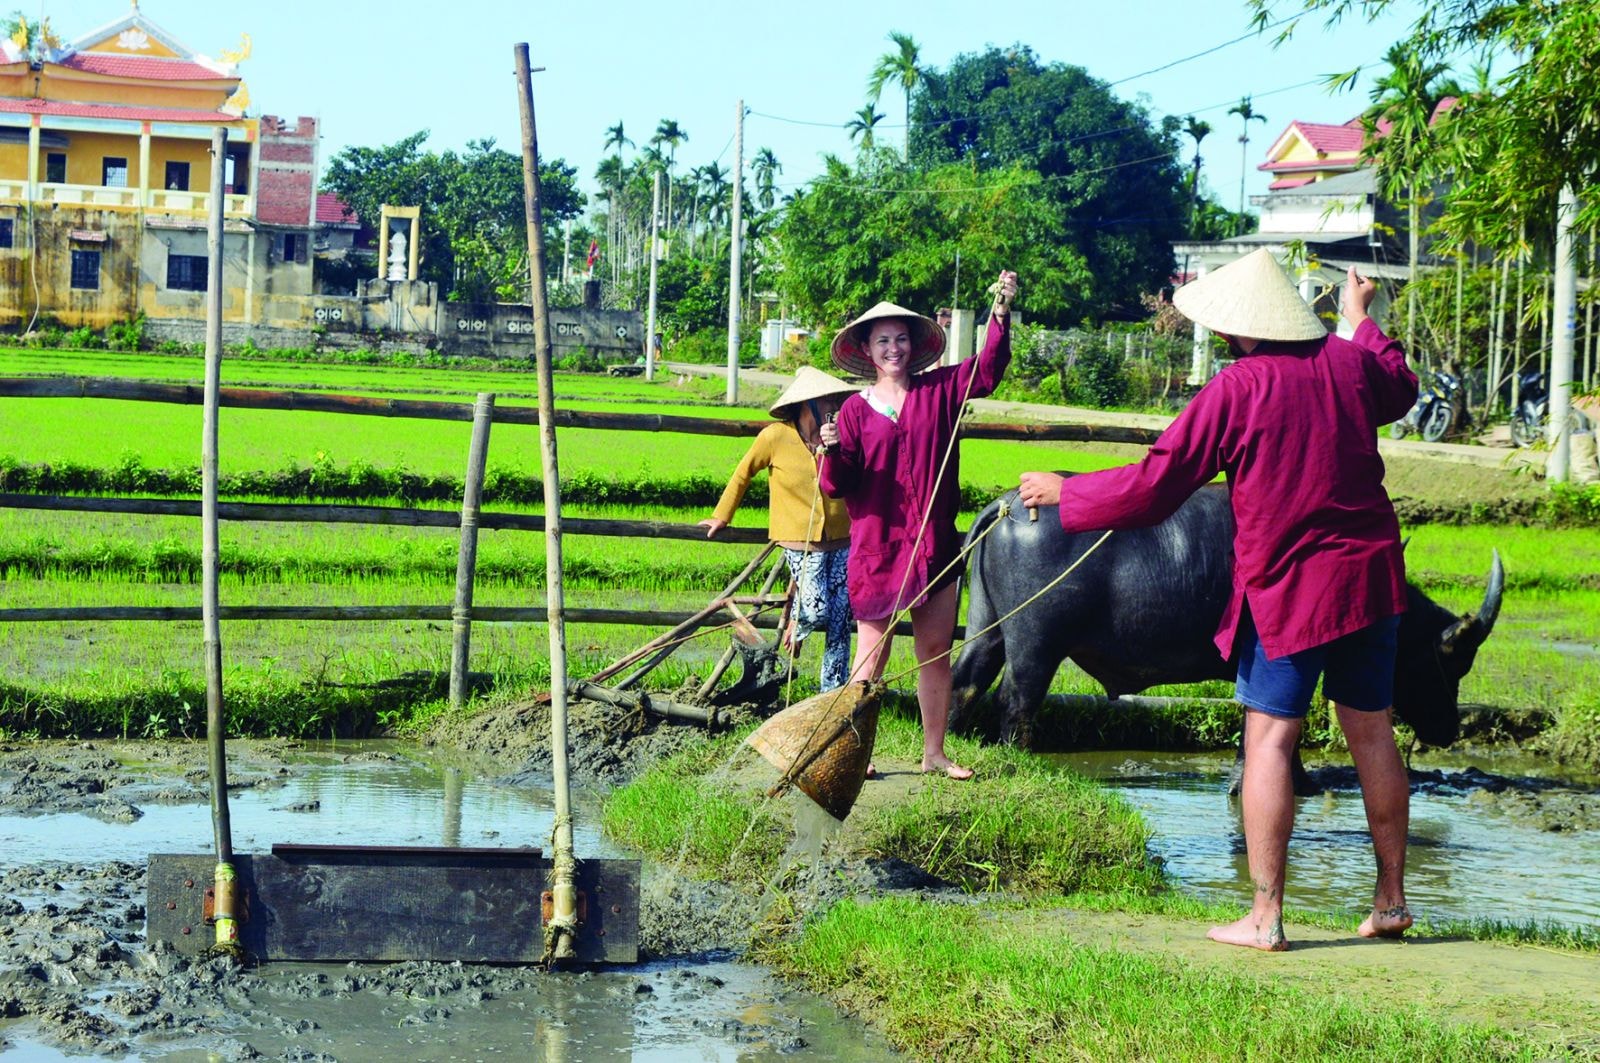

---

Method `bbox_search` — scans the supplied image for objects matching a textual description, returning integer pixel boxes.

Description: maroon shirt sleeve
[952,315,1011,403]
[818,395,864,498]
[1352,317,1418,426]
[1056,379,1230,533]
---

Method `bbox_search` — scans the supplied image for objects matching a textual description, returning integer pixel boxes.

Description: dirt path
[1014,907,1600,1055]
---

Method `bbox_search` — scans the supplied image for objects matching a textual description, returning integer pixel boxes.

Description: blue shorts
[1234,612,1400,719]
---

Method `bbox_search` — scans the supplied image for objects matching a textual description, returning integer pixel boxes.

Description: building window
[0,219,12,249]
[164,161,190,191]
[280,233,305,264]
[102,157,129,188]
[45,153,66,184]
[166,253,207,292]
[70,249,101,290]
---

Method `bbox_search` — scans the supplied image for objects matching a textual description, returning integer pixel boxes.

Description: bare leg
[852,617,894,777]
[1337,703,1413,938]
[909,583,970,779]
[1209,709,1301,951]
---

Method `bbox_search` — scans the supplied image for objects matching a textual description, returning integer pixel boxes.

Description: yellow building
[0,4,318,331]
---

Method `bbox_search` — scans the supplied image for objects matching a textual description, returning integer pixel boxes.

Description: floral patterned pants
[783,546,853,691]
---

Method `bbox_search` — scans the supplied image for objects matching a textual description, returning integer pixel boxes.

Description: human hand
[819,421,840,451]
[1017,471,1064,509]
[989,270,1019,318]
[698,517,728,539]
[1342,266,1377,328]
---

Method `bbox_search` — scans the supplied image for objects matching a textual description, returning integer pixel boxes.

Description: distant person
[819,270,1019,780]
[935,307,953,331]
[1017,250,1418,951]
[700,367,856,690]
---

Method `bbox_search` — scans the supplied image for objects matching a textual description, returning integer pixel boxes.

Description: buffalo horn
[1439,548,1504,656]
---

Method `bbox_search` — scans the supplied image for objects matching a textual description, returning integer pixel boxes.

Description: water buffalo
[949,483,1503,749]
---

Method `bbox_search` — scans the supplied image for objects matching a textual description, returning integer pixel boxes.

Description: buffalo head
[1393,549,1503,746]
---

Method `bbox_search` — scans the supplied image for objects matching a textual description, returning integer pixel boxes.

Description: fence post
[449,393,495,710]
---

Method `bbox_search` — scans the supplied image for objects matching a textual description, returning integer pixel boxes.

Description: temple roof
[56,52,235,82]
[0,97,242,124]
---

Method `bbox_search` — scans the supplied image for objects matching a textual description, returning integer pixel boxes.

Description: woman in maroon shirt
[1019,250,1418,951]
[820,270,1018,780]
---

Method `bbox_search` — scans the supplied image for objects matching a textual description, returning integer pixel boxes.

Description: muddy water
[0,741,897,1061]
[1058,750,1600,928]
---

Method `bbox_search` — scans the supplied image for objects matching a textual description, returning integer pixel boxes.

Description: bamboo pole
[0,495,770,542]
[449,394,495,710]
[201,125,240,957]
[0,602,802,625]
[697,550,787,699]
[514,43,579,965]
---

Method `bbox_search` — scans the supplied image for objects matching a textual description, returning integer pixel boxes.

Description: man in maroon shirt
[1017,249,1418,951]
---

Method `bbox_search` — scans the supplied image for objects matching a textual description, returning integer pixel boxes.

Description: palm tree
[752,147,782,210]
[601,122,633,281]
[1227,97,1267,233]
[846,105,885,151]
[653,118,688,228]
[699,161,730,252]
[1363,43,1463,354]
[867,31,921,160]
[1183,116,1212,230]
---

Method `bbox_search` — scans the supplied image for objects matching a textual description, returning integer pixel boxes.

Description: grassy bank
[758,897,1525,1062]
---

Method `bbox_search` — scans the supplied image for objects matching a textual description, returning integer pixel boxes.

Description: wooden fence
[0,375,1157,705]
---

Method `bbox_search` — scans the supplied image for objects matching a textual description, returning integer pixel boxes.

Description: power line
[1106,16,1294,86]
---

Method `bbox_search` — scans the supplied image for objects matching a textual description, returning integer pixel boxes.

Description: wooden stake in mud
[514,43,579,964]
[201,125,241,956]
[449,393,495,710]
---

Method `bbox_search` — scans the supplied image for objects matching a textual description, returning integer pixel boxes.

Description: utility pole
[645,169,661,382]
[1549,185,1578,483]
[726,98,744,405]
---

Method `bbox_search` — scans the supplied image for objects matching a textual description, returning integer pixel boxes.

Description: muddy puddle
[1057,749,1600,928]
[0,740,897,1061]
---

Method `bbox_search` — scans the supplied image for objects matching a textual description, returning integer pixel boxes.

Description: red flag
[585,239,599,269]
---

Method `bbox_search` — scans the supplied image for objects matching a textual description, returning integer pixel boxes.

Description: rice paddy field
[2,346,1596,755]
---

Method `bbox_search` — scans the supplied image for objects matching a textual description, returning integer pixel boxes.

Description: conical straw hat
[768,365,858,419]
[830,302,946,379]
[1173,248,1327,343]
[746,681,881,822]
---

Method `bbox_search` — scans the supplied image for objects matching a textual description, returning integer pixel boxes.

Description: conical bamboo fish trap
[746,681,881,821]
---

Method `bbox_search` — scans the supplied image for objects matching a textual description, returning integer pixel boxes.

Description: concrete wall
[0,208,141,330]
[440,301,642,357]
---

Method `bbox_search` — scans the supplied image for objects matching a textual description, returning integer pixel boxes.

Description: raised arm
[1343,266,1417,425]
[952,270,1018,402]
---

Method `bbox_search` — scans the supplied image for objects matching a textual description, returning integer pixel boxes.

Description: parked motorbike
[1510,371,1591,446]
[1390,369,1462,443]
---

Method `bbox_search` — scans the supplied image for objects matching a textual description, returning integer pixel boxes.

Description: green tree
[1226,96,1267,229]
[752,147,782,211]
[775,152,1092,328]
[867,31,922,161]
[846,106,885,152]
[653,118,688,227]
[1183,116,1212,230]
[1358,44,1463,353]
[909,45,1189,320]
[320,132,582,302]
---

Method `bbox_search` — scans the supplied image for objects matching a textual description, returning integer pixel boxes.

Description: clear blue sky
[66,0,1422,217]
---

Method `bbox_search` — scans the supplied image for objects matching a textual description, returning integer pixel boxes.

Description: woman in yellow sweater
[700,367,856,689]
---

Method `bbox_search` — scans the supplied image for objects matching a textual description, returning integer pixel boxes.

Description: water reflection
[1055,750,1600,928]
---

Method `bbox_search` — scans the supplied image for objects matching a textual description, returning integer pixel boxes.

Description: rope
[881,521,1115,686]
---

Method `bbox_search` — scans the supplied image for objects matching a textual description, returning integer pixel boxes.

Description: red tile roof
[0,97,237,123]
[1268,176,1317,190]
[56,53,234,82]
[1294,121,1367,156]
[316,193,359,226]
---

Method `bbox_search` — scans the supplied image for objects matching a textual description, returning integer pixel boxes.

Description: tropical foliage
[319,132,583,303]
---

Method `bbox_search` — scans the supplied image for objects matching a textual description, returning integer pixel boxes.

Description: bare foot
[1207,912,1288,952]
[920,757,974,781]
[865,762,877,779]
[1358,904,1413,939]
